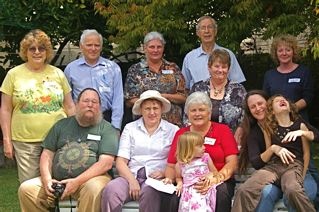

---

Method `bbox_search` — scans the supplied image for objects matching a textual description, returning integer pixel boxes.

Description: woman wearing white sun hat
[101,90,179,212]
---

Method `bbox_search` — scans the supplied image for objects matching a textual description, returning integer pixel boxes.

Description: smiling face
[247,94,267,121]
[209,59,229,82]
[141,99,163,127]
[276,43,294,65]
[187,103,211,127]
[80,34,102,65]
[144,39,164,63]
[26,42,47,67]
[196,18,217,45]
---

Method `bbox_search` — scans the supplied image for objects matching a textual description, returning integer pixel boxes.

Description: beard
[75,108,103,127]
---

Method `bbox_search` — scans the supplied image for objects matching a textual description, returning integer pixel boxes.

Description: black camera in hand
[51,183,65,199]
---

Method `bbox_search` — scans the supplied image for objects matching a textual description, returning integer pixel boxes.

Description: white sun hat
[132,90,171,115]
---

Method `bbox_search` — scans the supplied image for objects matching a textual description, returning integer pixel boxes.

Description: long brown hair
[238,90,268,175]
[264,94,300,136]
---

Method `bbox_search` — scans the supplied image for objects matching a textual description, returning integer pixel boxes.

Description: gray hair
[80,29,103,47]
[195,16,218,31]
[144,31,166,46]
[184,92,212,113]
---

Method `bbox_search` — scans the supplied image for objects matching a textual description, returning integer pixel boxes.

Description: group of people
[0,14,318,212]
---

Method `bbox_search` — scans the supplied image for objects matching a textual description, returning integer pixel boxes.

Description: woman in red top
[164,91,239,212]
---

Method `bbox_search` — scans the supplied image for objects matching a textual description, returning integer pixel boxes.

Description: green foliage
[90,0,319,59]
[0,0,111,71]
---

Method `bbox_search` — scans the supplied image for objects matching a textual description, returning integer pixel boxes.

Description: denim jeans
[256,171,317,212]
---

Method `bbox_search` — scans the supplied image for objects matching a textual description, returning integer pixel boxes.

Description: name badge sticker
[162,69,174,74]
[99,86,111,93]
[204,137,216,145]
[288,78,300,83]
[87,134,101,141]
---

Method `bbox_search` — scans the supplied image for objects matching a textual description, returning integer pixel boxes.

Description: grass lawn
[0,166,20,212]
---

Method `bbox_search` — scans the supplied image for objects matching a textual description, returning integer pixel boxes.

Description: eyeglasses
[199,25,215,31]
[28,46,46,53]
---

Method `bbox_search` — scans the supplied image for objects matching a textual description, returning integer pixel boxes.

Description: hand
[3,141,14,159]
[148,170,164,180]
[175,182,183,197]
[273,145,295,164]
[162,178,173,185]
[60,178,80,200]
[43,178,58,198]
[282,130,303,143]
[194,175,211,195]
[234,127,243,145]
[43,178,59,207]
[128,178,141,201]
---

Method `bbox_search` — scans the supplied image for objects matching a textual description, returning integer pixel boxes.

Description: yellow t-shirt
[0,63,72,142]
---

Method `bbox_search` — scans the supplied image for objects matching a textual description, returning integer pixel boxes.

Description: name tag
[288,78,300,83]
[87,134,101,141]
[162,69,174,74]
[204,137,216,145]
[99,86,111,93]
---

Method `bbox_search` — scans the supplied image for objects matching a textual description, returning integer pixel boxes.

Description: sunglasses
[28,46,46,53]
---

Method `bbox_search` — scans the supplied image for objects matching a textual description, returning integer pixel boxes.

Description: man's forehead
[80,90,99,99]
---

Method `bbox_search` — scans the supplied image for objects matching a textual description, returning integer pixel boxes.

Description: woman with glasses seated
[0,29,75,184]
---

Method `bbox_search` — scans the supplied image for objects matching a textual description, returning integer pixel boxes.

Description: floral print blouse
[124,58,186,127]
[190,79,246,133]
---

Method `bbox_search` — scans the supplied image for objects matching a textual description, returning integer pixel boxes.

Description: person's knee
[139,186,161,207]
[261,184,282,202]
[18,181,30,198]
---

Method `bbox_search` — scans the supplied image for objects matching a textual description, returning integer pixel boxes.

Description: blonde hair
[19,29,54,63]
[176,132,204,163]
[270,34,300,64]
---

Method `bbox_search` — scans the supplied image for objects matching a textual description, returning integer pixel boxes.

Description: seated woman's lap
[215,178,236,212]
[102,176,161,210]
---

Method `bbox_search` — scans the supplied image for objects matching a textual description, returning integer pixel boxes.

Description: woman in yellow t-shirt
[0,29,75,183]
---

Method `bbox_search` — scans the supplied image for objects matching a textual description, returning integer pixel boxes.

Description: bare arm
[207,156,218,175]
[218,154,238,181]
[0,94,13,159]
[301,123,310,179]
[63,92,75,116]
[60,154,114,199]
[39,149,56,197]
[116,156,141,200]
[175,163,183,197]
[295,99,307,112]
[163,163,176,184]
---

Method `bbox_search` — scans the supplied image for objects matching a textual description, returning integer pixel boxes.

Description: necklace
[212,84,224,97]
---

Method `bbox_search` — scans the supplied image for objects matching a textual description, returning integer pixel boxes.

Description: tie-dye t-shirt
[0,63,71,142]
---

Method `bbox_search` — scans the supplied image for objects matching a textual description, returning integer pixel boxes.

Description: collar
[78,56,105,67]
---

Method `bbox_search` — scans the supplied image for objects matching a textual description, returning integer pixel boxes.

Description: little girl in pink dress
[175,132,222,212]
